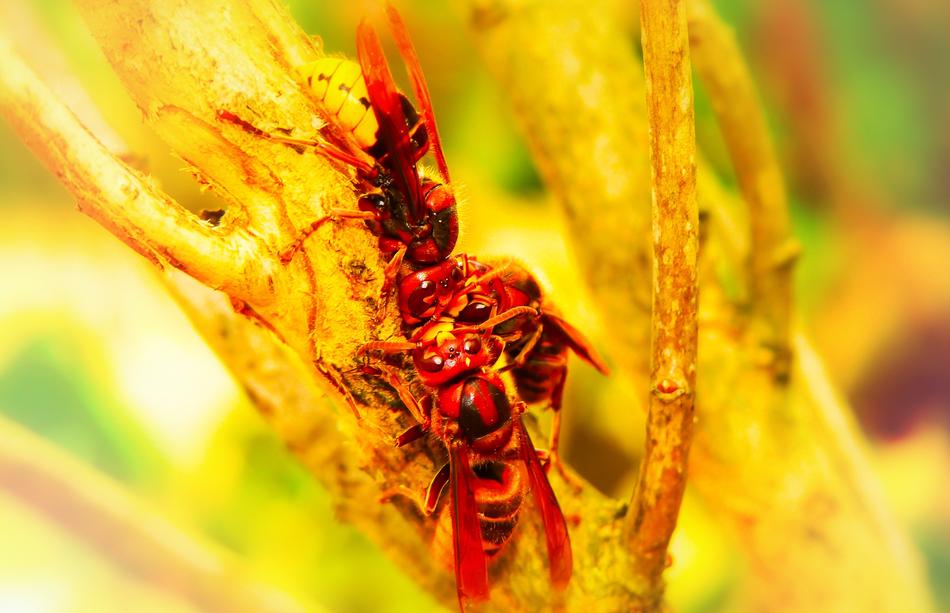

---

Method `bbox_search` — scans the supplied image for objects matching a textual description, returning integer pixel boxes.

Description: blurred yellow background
[1,1,948,611]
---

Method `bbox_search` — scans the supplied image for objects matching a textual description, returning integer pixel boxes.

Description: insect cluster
[223,6,607,609]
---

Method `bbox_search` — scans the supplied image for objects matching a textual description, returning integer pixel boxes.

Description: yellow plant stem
[626,0,698,602]
[687,0,796,378]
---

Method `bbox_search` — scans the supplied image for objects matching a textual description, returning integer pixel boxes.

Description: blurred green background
[1,0,948,611]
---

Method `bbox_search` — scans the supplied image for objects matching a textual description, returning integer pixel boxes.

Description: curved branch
[74,0,325,242]
[625,0,698,599]
[0,40,266,302]
[0,415,310,613]
[687,0,797,377]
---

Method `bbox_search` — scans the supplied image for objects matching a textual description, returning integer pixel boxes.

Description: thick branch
[625,0,698,599]
[0,40,267,303]
[159,269,646,612]
[0,415,308,613]
[687,0,796,376]
[6,1,647,608]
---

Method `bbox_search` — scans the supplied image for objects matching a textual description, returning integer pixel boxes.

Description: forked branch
[0,41,267,303]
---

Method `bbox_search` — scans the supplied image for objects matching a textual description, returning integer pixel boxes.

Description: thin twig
[625,0,698,601]
[0,40,268,304]
[0,415,310,613]
[687,0,797,379]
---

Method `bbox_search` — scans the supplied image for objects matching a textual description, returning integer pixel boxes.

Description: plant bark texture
[625,0,699,604]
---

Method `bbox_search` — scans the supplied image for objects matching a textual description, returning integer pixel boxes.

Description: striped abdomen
[433,454,526,565]
[470,458,526,556]
[298,58,377,150]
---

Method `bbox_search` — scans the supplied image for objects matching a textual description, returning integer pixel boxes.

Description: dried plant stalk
[625,0,698,602]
